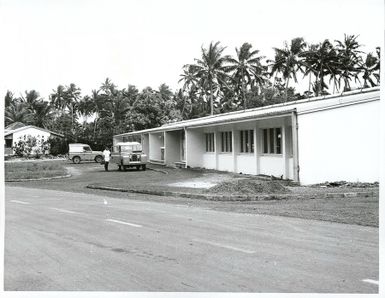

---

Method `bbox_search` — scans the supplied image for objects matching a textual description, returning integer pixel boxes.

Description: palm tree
[189,41,230,115]
[361,52,380,88]
[179,65,201,116]
[335,34,363,91]
[87,89,103,138]
[226,42,267,109]
[4,90,14,108]
[374,47,381,85]
[361,47,380,88]
[18,90,56,127]
[65,83,81,131]
[77,95,95,123]
[50,85,67,113]
[5,102,33,126]
[270,37,307,99]
[179,65,199,94]
[100,78,117,96]
[302,40,340,96]
[30,101,54,128]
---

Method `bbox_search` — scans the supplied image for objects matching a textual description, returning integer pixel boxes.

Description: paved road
[5,186,378,292]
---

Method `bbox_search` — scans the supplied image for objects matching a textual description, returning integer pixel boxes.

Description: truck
[110,142,147,171]
[68,143,104,164]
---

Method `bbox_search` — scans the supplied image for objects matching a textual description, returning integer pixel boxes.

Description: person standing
[102,146,111,171]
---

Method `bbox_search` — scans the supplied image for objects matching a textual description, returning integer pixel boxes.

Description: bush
[48,136,68,156]
[12,135,49,158]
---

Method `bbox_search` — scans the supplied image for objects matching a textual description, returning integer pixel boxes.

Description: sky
[0,0,383,100]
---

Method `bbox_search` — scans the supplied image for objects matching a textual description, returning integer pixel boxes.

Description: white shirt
[103,150,111,162]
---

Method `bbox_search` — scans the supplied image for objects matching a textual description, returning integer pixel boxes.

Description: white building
[113,87,380,185]
[4,122,64,156]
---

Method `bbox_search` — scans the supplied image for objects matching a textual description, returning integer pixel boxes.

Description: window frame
[220,131,232,153]
[262,128,282,155]
[239,129,254,153]
[205,132,215,153]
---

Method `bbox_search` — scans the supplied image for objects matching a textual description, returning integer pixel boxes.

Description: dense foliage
[4,35,380,150]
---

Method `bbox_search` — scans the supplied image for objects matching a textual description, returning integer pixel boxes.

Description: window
[205,133,215,152]
[5,139,12,148]
[221,131,232,152]
[262,128,282,154]
[240,130,254,153]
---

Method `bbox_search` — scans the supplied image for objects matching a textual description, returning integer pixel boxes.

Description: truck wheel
[72,156,81,164]
[95,155,103,163]
[142,164,146,171]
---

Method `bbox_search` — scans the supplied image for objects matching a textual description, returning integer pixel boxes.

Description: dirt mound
[207,178,290,195]
[311,181,379,188]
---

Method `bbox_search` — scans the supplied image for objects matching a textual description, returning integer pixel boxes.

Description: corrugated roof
[4,125,64,138]
[5,122,26,132]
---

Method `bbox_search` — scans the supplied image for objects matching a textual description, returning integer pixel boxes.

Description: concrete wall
[165,130,181,165]
[186,128,205,167]
[217,154,233,172]
[259,155,285,177]
[186,119,293,178]
[236,154,255,174]
[288,158,294,179]
[149,132,164,160]
[297,100,380,184]
[202,153,216,169]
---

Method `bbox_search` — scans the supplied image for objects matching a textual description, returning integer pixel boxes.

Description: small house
[4,123,64,156]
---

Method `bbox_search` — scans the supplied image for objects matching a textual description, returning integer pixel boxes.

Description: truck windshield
[120,144,142,153]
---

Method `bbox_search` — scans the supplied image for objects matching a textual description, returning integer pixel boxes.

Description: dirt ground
[5,160,379,227]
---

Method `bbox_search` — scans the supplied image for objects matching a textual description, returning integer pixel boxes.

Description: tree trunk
[272,73,277,96]
[315,71,320,97]
[285,77,289,100]
[242,77,247,110]
[209,82,214,115]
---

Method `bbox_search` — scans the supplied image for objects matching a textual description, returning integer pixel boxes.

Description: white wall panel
[259,155,284,177]
[297,100,379,184]
[217,154,233,172]
[236,154,256,174]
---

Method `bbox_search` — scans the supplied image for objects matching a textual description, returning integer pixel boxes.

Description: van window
[83,146,92,152]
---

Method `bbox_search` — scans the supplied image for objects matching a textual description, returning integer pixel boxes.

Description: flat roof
[114,87,380,137]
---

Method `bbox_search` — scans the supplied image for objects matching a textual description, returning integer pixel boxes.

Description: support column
[214,130,219,170]
[163,131,167,163]
[184,128,188,165]
[254,124,260,175]
[291,111,299,182]
[232,127,236,172]
[282,125,288,179]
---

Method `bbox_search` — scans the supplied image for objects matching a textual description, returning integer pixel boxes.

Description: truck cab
[111,142,147,171]
[68,143,103,164]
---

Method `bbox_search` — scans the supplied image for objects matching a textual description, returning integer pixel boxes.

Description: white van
[68,143,103,164]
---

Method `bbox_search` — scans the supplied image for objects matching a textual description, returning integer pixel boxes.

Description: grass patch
[5,161,68,180]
